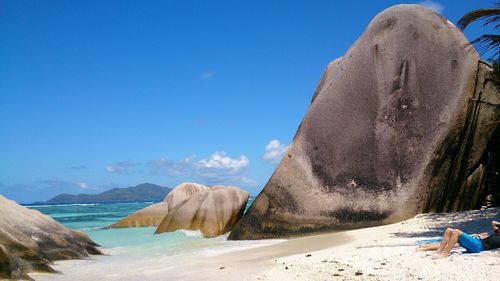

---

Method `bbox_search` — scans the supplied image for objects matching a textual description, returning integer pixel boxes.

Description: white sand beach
[166,208,500,281]
[31,208,499,281]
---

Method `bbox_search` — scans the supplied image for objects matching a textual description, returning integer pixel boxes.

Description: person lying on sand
[417,220,500,258]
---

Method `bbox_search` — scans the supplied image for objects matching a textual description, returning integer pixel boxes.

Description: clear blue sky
[0,0,495,203]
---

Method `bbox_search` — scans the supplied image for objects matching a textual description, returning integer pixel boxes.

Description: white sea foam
[27,201,272,280]
[75,203,99,206]
[31,231,286,281]
[27,203,100,208]
[80,226,107,232]
[175,229,205,238]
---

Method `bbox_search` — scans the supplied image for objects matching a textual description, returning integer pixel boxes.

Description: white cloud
[418,0,444,14]
[146,152,255,186]
[201,71,216,80]
[105,160,135,174]
[77,182,88,189]
[37,179,92,190]
[193,152,252,185]
[262,139,288,164]
[195,151,249,172]
[236,176,258,186]
[146,156,194,177]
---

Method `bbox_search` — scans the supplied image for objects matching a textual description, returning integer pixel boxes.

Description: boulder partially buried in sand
[229,4,499,240]
[155,186,249,237]
[110,182,208,228]
[0,195,102,280]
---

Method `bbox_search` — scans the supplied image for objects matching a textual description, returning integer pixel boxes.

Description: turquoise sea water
[26,198,284,280]
[26,199,257,259]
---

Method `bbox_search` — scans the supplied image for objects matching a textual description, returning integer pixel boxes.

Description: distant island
[38,183,171,204]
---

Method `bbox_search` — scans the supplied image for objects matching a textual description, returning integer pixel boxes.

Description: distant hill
[43,183,171,204]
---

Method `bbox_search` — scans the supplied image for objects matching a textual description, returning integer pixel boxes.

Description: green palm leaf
[457,8,500,30]
[458,3,500,81]
[465,34,500,55]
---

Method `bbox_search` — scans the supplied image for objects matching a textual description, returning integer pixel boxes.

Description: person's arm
[492,220,500,233]
[478,233,489,239]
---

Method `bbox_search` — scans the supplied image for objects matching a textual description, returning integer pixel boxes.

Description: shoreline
[142,208,500,281]
[150,208,500,281]
[30,208,499,281]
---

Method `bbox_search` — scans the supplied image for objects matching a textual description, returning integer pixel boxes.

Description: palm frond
[457,8,500,30]
[484,15,500,25]
[465,34,500,55]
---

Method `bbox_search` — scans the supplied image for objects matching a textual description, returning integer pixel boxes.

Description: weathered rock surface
[110,182,208,228]
[110,202,170,228]
[0,195,102,280]
[163,182,208,209]
[155,186,249,237]
[229,4,499,240]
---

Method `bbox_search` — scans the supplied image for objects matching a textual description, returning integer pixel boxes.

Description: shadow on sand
[393,207,500,238]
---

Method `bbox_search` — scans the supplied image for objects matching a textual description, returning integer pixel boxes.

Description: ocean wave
[175,229,205,238]
[27,203,100,208]
[79,226,108,232]
[74,203,99,206]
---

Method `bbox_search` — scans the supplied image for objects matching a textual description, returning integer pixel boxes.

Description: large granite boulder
[110,202,170,228]
[0,195,102,280]
[163,182,208,208]
[155,186,249,237]
[229,4,499,240]
[111,182,207,228]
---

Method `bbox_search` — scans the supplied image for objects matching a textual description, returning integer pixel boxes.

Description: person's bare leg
[416,243,440,251]
[436,228,454,252]
[434,229,461,259]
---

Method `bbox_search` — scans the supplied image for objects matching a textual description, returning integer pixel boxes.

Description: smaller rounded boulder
[155,186,249,237]
[110,182,208,228]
